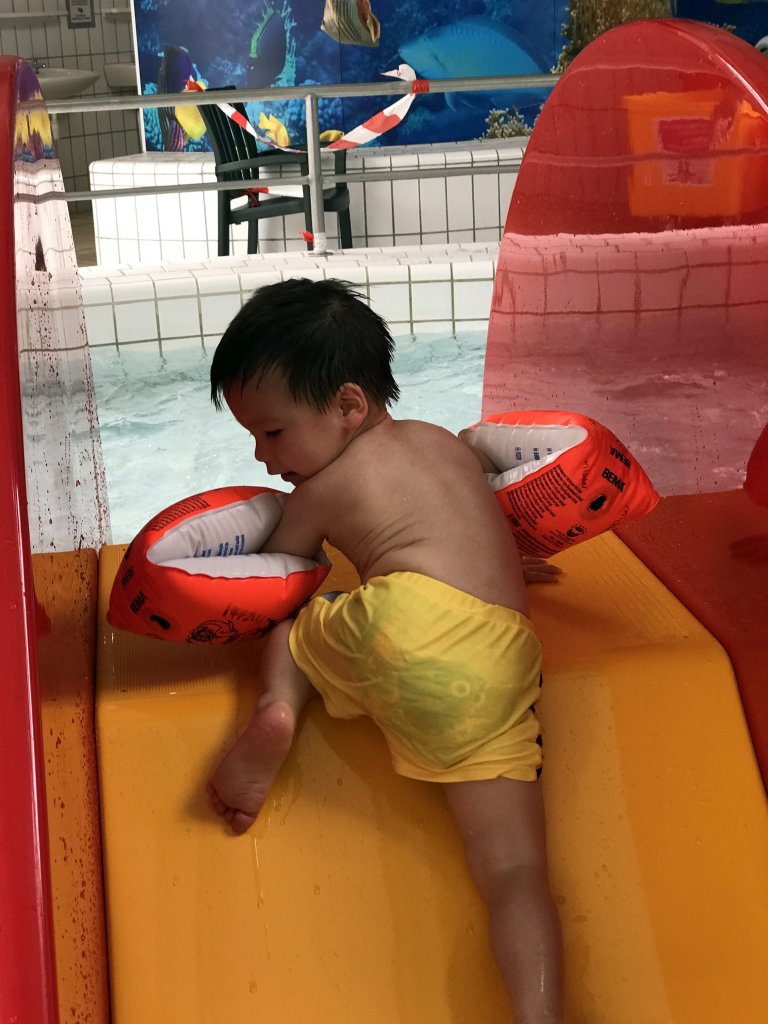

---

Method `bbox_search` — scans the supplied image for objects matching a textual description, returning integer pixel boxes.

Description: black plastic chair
[198,97,352,255]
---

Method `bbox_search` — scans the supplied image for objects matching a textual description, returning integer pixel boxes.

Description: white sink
[35,66,100,100]
[103,62,137,90]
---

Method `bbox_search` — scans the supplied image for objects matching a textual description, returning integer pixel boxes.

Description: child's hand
[522,556,562,584]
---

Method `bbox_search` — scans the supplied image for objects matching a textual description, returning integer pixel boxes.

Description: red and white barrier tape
[187,65,427,157]
[186,68,429,244]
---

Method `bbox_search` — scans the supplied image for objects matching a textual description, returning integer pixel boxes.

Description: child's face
[225,371,357,486]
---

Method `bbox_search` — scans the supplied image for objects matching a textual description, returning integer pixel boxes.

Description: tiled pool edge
[79,241,500,354]
[89,140,525,264]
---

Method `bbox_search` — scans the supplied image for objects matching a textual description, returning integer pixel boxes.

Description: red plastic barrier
[485,19,768,788]
[506,19,768,235]
[0,56,60,1024]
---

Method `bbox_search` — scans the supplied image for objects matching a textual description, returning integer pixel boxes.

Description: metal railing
[30,72,558,254]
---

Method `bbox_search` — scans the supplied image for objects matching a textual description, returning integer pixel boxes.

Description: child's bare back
[265,415,530,616]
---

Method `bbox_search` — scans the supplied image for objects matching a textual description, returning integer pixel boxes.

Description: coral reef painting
[134,0,569,150]
[134,0,768,151]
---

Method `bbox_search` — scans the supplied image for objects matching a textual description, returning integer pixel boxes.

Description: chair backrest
[198,91,347,188]
[199,96,260,180]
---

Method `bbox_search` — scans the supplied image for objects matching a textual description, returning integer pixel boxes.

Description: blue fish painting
[247,3,288,88]
[157,44,196,151]
[400,16,549,110]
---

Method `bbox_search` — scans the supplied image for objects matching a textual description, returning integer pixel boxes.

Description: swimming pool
[91,329,487,542]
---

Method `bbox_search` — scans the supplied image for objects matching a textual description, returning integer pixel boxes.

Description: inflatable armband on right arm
[463,410,660,558]
[107,486,330,644]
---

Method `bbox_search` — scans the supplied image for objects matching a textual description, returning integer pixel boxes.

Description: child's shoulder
[392,417,459,443]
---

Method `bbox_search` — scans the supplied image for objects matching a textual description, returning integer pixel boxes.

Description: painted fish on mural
[399,16,547,109]
[157,44,207,151]
[247,3,288,88]
[258,112,291,147]
[321,0,380,47]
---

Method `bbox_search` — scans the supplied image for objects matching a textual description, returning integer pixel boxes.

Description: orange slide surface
[91,538,768,1024]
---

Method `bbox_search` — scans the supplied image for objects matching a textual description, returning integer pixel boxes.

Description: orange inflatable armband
[107,486,329,643]
[464,411,659,558]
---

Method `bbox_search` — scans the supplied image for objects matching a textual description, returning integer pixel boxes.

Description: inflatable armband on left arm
[463,410,659,558]
[107,486,330,644]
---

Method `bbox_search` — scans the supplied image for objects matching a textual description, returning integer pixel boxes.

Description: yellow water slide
[83,539,766,1023]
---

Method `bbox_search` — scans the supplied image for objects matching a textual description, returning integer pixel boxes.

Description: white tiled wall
[0,0,139,201]
[89,139,527,264]
[79,242,499,352]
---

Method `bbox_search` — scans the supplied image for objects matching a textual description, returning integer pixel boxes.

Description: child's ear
[337,383,368,428]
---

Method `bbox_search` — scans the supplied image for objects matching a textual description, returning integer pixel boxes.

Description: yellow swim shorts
[288,572,543,784]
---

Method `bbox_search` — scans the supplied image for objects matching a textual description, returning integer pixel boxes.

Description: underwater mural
[133,0,768,152]
[133,0,568,151]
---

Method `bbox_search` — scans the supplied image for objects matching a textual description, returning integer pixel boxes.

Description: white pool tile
[178,192,208,239]
[92,196,117,239]
[183,239,216,261]
[472,177,501,230]
[474,228,502,243]
[446,176,475,232]
[137,240,164,265]
[454,319,489,334]
[363,181,395,237]
[196,270,242,295]
[411,320,453,334]
[327,265,367,285]
[411,281,453,321]
[448,229,477,243]
[114,300,158,344]
[199,293,242,335]
[79,278,113,304]
[410,262,452,281]
[110,275,155,301]
[115,238,141,265]
[236,269,282,292]
[84,304,116,347]
[113,196,138,239]
[367,264,409,284]
[453,260,495,280]
[113,340,160,355]
[153,274,199,299]
[418,178,448,233]
[368,282,411,324]
[160,336,206,353]
[453,279,493,320]
[157,296,202,339]
[392,178,420,238]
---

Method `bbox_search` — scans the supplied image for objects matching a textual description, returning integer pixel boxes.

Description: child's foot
[207,700,296,834]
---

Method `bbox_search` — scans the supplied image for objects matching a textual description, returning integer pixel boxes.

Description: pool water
[91,330,488,542]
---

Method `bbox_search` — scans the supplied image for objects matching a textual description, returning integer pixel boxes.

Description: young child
[206,277,564,1024]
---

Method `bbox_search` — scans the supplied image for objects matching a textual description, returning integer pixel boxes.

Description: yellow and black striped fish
[321,0,380,47]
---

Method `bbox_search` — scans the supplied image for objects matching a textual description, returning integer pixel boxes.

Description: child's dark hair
[210,278,400,411]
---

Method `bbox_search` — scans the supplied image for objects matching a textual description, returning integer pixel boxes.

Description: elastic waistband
[362,572,536,631]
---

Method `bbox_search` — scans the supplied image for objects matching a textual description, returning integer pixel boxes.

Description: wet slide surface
[96,539,768,1024]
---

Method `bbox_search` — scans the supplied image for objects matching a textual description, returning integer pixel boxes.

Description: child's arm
[458,430,561,584]
[261,486,326,559]
[457,427,501,474]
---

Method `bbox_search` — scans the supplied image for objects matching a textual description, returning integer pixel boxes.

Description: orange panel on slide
[35,550,110,1024]
[96,538,767,1024]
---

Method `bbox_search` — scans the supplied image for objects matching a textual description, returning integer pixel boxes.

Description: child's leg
[207,620,316,834]
[443,777,563,1024]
